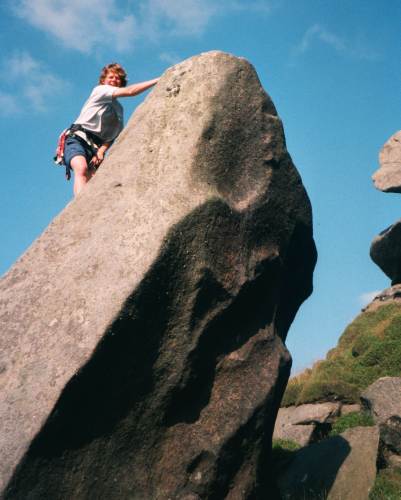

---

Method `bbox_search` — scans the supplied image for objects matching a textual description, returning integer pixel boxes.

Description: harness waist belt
[70,124,104,147]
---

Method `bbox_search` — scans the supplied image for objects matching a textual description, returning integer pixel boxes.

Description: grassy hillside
[283,302,401,406]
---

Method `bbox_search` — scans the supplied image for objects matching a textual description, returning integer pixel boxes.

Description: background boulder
[372,130,401,193]
[0,51,316,499]
[273,403,340,446]
[370,221,401,284]
[278,426,379,499]
[361,377,401,455]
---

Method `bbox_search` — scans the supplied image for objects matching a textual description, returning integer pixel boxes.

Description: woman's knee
[71,155,88,176]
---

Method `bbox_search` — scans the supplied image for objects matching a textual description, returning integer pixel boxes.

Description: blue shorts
[63,136,96,169]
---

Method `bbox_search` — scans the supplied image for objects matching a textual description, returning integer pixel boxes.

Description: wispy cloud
[0,91,20,116]
[225,0,277,14]
[1,52,68,113]
[293,24,380,61]
[140,0,217,39]
[11,0,275,53]
[295,24,346,55]
[358,290,381,308]
[159,51,182,65]
[141,0,276,39]
[13,0,138,54]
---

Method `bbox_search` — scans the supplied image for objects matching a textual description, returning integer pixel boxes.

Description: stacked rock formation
[0,51,316,499]
[371,131,401,284]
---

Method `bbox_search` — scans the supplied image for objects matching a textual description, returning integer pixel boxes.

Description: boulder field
[0,52,316,499]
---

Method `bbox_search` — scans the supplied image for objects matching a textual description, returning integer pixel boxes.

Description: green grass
[369,468,401,499]
[329,411,375,436]
[282,304,401,406]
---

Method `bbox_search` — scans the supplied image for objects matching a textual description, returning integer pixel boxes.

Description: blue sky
[1,0,400,373]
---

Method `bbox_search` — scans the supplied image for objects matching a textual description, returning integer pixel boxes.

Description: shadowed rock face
[370,221,401,284]
[0,51,316,499]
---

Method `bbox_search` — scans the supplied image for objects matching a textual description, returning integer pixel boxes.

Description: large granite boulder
[278,426,379,499]
[370,221,401,284]
[0,51,316,499]
[361,377,401,454]
[372,131,401,193]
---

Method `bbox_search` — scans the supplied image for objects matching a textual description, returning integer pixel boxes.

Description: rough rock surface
[274,422,316,447]
[278,426,379,499]
[372,130,401,193]
[273,403,340,446]
[370,220,401,284]
[361,377,401,454]
[340,404,360,416]
[278,403,341,425]
[0,51,316,499]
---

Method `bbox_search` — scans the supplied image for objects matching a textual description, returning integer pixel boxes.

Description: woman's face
[104,71,122,87]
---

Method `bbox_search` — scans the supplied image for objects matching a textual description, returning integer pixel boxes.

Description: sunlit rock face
[1,51,316,499]
[372,131,401,193]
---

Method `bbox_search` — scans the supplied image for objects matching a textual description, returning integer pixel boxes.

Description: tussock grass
[329,411,374,436]
[369,468,401,499]
[282,304,401,406]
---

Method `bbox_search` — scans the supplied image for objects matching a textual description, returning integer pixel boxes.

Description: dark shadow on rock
[277,436,351,499]
[4,194,311,499]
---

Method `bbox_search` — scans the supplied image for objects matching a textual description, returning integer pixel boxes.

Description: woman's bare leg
[71,155,93,196]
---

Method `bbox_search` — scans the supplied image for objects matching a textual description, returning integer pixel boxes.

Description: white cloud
[13,0,138,54]
[293,24,380,61]
[1,52,68,113]
[0,92,21,116]
[11,0,276,54]
[159,51,182,65]
[140,0,217,39]
[295,24,346,55]
[225,0,276,14]
[140,0,275,39]
[358,290,381,308]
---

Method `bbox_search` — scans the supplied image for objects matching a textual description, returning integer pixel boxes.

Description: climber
[56,63,159,196]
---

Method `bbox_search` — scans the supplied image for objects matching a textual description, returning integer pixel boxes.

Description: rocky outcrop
[361,377,401,455]
[372,131,401,193]
[273,403,340,446]
[371,131,401,283]
[0,51,316,499]
[278,426,379,499]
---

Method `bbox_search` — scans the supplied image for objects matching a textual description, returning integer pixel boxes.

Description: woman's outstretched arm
[113,78,159,98]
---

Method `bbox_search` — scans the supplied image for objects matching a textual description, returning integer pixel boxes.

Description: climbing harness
[53,124,102,181]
